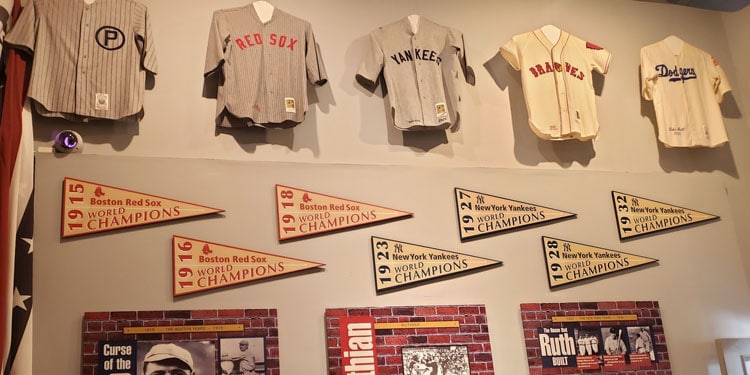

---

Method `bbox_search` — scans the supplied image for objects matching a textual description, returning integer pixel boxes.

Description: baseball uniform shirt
[204,5,327,128]
[641,37,731,147]
[501,28,611,141]
[356,16,474,131]
[4,0,157,121]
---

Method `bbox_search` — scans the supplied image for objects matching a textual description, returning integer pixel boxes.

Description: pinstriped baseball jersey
[4,0,157,121]
[357,17,474,131]
[641,38,731,147]
[204,5,327,128]
[501,29,611,141]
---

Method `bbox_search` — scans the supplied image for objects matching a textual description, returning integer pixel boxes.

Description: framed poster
[82,309,279,375]
[325,305,492,375]
[401,345,470,375]
[521,301,670,374]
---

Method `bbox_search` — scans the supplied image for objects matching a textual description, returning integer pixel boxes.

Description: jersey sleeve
[204,10,228,77]
[640,47,656,101]
[499,36,520,71]
[586,41,611,74]
[3,0,36,54]
[304,23,327,86]
[135,5,157,75]
[449,28,475,85]
[355,32,384,88]
[710,56,731,103]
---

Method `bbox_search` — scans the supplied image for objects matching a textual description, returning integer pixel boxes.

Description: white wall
[29,0,750,374]
[721,5,750,287]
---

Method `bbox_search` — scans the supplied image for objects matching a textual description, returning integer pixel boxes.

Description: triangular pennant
[542,236,658,289]
[454,188,576,241]
[611,191,719,240]
[172,235,325,296]
[62,177,224,238]
[371,236,502,292]
[275,185,412,240]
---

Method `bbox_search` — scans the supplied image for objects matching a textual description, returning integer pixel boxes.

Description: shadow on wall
[483,51,597,168]
[206,78,330,156]
[349,32,457,153]
[32,111,139,152]
[354,60,451,152]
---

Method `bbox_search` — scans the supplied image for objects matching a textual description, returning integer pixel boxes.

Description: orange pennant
[275,185,412,240]
[62,177,223,238]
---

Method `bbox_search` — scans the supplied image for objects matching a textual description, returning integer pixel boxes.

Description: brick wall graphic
[325,305,494,375]
[82,309,279,375]
[521,301,670,374]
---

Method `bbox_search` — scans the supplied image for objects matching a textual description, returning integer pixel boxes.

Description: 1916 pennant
[173,235,324,296]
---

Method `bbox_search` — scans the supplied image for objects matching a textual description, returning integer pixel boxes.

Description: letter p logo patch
[96,26,126,50]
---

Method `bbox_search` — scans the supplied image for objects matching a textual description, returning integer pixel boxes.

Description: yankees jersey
[4,0,157,121]
[641,37,731,147]
[356,17,474,130]
[204,5,327,128]
[501,29,611,141]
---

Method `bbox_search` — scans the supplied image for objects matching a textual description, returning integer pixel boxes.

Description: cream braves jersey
[4,0,157,121]
[204,5,327,128]
[356,17,474,130]
[501,29,611,141]
[641,38,731,147]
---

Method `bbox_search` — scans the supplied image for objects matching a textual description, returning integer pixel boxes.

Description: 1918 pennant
[276,185,412,240]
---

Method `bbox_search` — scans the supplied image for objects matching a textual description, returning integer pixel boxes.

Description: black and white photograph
[136,341,216,375]
[574,328,602,356]
[600,326,630,355]
[219,337,266,375]
[627,326,656,361]
[401,345,470,375]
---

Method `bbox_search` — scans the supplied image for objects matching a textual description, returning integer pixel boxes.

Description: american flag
[1,0,33,373]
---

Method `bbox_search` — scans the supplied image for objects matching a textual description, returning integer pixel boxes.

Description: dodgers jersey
[356,17,474,130]
[5,0,157,121]
[641,37,731,147]
[501,29,611,141]
[204,5,327,128]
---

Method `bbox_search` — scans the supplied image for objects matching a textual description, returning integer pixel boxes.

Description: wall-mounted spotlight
[53,130,83,153]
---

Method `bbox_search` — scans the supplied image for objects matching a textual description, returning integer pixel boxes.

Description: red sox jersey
[356,17,474,130]
[204,5,327,128]
[641,38,731,147]
[4,0,157,121]
[501,29,611,141]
